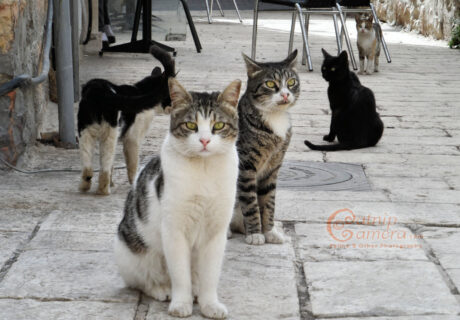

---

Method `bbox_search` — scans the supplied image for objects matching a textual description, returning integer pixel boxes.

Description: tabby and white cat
[114,78,241,319]
[230,50,299,245]
[78,46,174,195]
[355,13,382,74]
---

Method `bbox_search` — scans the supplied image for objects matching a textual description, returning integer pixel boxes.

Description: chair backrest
[304,0,337,7]
[338,0,370,6]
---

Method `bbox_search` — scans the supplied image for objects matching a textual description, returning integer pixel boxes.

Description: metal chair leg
[180,0,202,52]
[370,3,391,63]
[205,0,212,24]
[336,4,357,70]
[302,13,310,66]
[251,0,259,59]
[232,0,243,22]
[332,13,342,54]
[295,3,312,71]
[210,0,214,20]
[288,11,296,55]
[216,0,224,17]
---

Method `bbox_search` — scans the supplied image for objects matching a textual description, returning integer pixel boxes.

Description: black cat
[77,45,175,195]
[304,49,383,151]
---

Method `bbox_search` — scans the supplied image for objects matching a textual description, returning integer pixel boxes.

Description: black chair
[251,0,356,71]
[337,0,391,63]
[101,0,202,56]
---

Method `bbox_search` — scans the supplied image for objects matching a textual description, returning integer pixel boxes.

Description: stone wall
[373,0,459,40]
[0,0,48,165]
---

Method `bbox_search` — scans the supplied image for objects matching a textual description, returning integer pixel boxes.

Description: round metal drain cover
[278,161,370,191]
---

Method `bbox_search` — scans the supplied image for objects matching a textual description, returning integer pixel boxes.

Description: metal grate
[278,161,371,191]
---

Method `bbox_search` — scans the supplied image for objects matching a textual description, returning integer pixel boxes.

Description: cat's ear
[242,53,263,78]
[367,14,374,22]
[339,50,348,63]
[218,79,242,108]
[355,14,360,22]
[151,67,162,76]
[321,48,332,59]
[168,78,192,109]
[284,49,298,69]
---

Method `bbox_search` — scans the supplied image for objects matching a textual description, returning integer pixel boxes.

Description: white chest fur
[263,111,291,139]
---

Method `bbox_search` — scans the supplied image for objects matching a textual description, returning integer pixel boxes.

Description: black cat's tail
[149,45,175,78]
[304,140,351,151]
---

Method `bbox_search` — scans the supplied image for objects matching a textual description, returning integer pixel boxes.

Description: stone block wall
[0,0,48,165]
[373,0,459,40]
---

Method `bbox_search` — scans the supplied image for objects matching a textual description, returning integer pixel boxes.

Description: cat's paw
[79,180,92,192]
[323,134,334,142]
[264,228,285,244]
[226,228,233,239]
[150,285,171,301]
[96,187,110,196]
[168,300,193,318]
[245,233,265,245]
[374,68,379,73]
[200,301,228,319]
[358,70,364,75]
[365,70,373,75]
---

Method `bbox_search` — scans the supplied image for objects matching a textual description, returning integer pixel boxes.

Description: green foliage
[449,20,460,49]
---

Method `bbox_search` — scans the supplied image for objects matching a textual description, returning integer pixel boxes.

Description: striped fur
[231,51,299,245]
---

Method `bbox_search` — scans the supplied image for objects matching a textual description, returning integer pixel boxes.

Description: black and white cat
[77,46,175,195]
[304,49,384,151]
[115,78,241,319]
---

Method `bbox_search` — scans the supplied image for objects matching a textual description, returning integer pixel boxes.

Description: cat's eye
[213,122,225,130]
[185,122,197,130]
[331,67,336,71]
[287,78,296,87]
[265,81,276,88]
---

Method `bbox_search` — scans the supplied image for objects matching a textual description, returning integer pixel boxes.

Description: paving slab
[295,223,427,262]
[0,299,137,320]
[0,231,29,267]
[145,235,300,320]
[0,249,136,302]
[304,260,460,318]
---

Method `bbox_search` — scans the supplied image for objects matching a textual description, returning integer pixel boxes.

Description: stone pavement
[1,11,460,320]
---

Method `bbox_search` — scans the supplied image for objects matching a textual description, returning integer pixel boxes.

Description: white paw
[226,228,233,239]
[200,301,228,319]
[365,70,373,75]
[264,228,285,244]
[168,300,193,318]
[150,285,171,301]
[358,70,364,75]
[245,233,265,245]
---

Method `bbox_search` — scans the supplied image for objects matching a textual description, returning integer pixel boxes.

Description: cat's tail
[149,45,175,78]
[304,140,351,151]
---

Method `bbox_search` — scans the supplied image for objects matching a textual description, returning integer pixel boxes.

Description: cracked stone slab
[26,230,114,252]
[0,231,29,267]
[325,316,460,320]
[146,235,300,320]
[0,249,137,303]
[295,223,428,261]
[0,299,137,320]
[40,210,121,234]
[304,261,460,317]
[276,199,460,226]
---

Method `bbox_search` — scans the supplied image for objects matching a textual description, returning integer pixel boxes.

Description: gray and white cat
[114,78,241,319]
[230,50,299,245]
[356,13,382,75]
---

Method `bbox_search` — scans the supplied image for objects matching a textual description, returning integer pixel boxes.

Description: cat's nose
[281,93,289,102]
[200,138,210,147]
